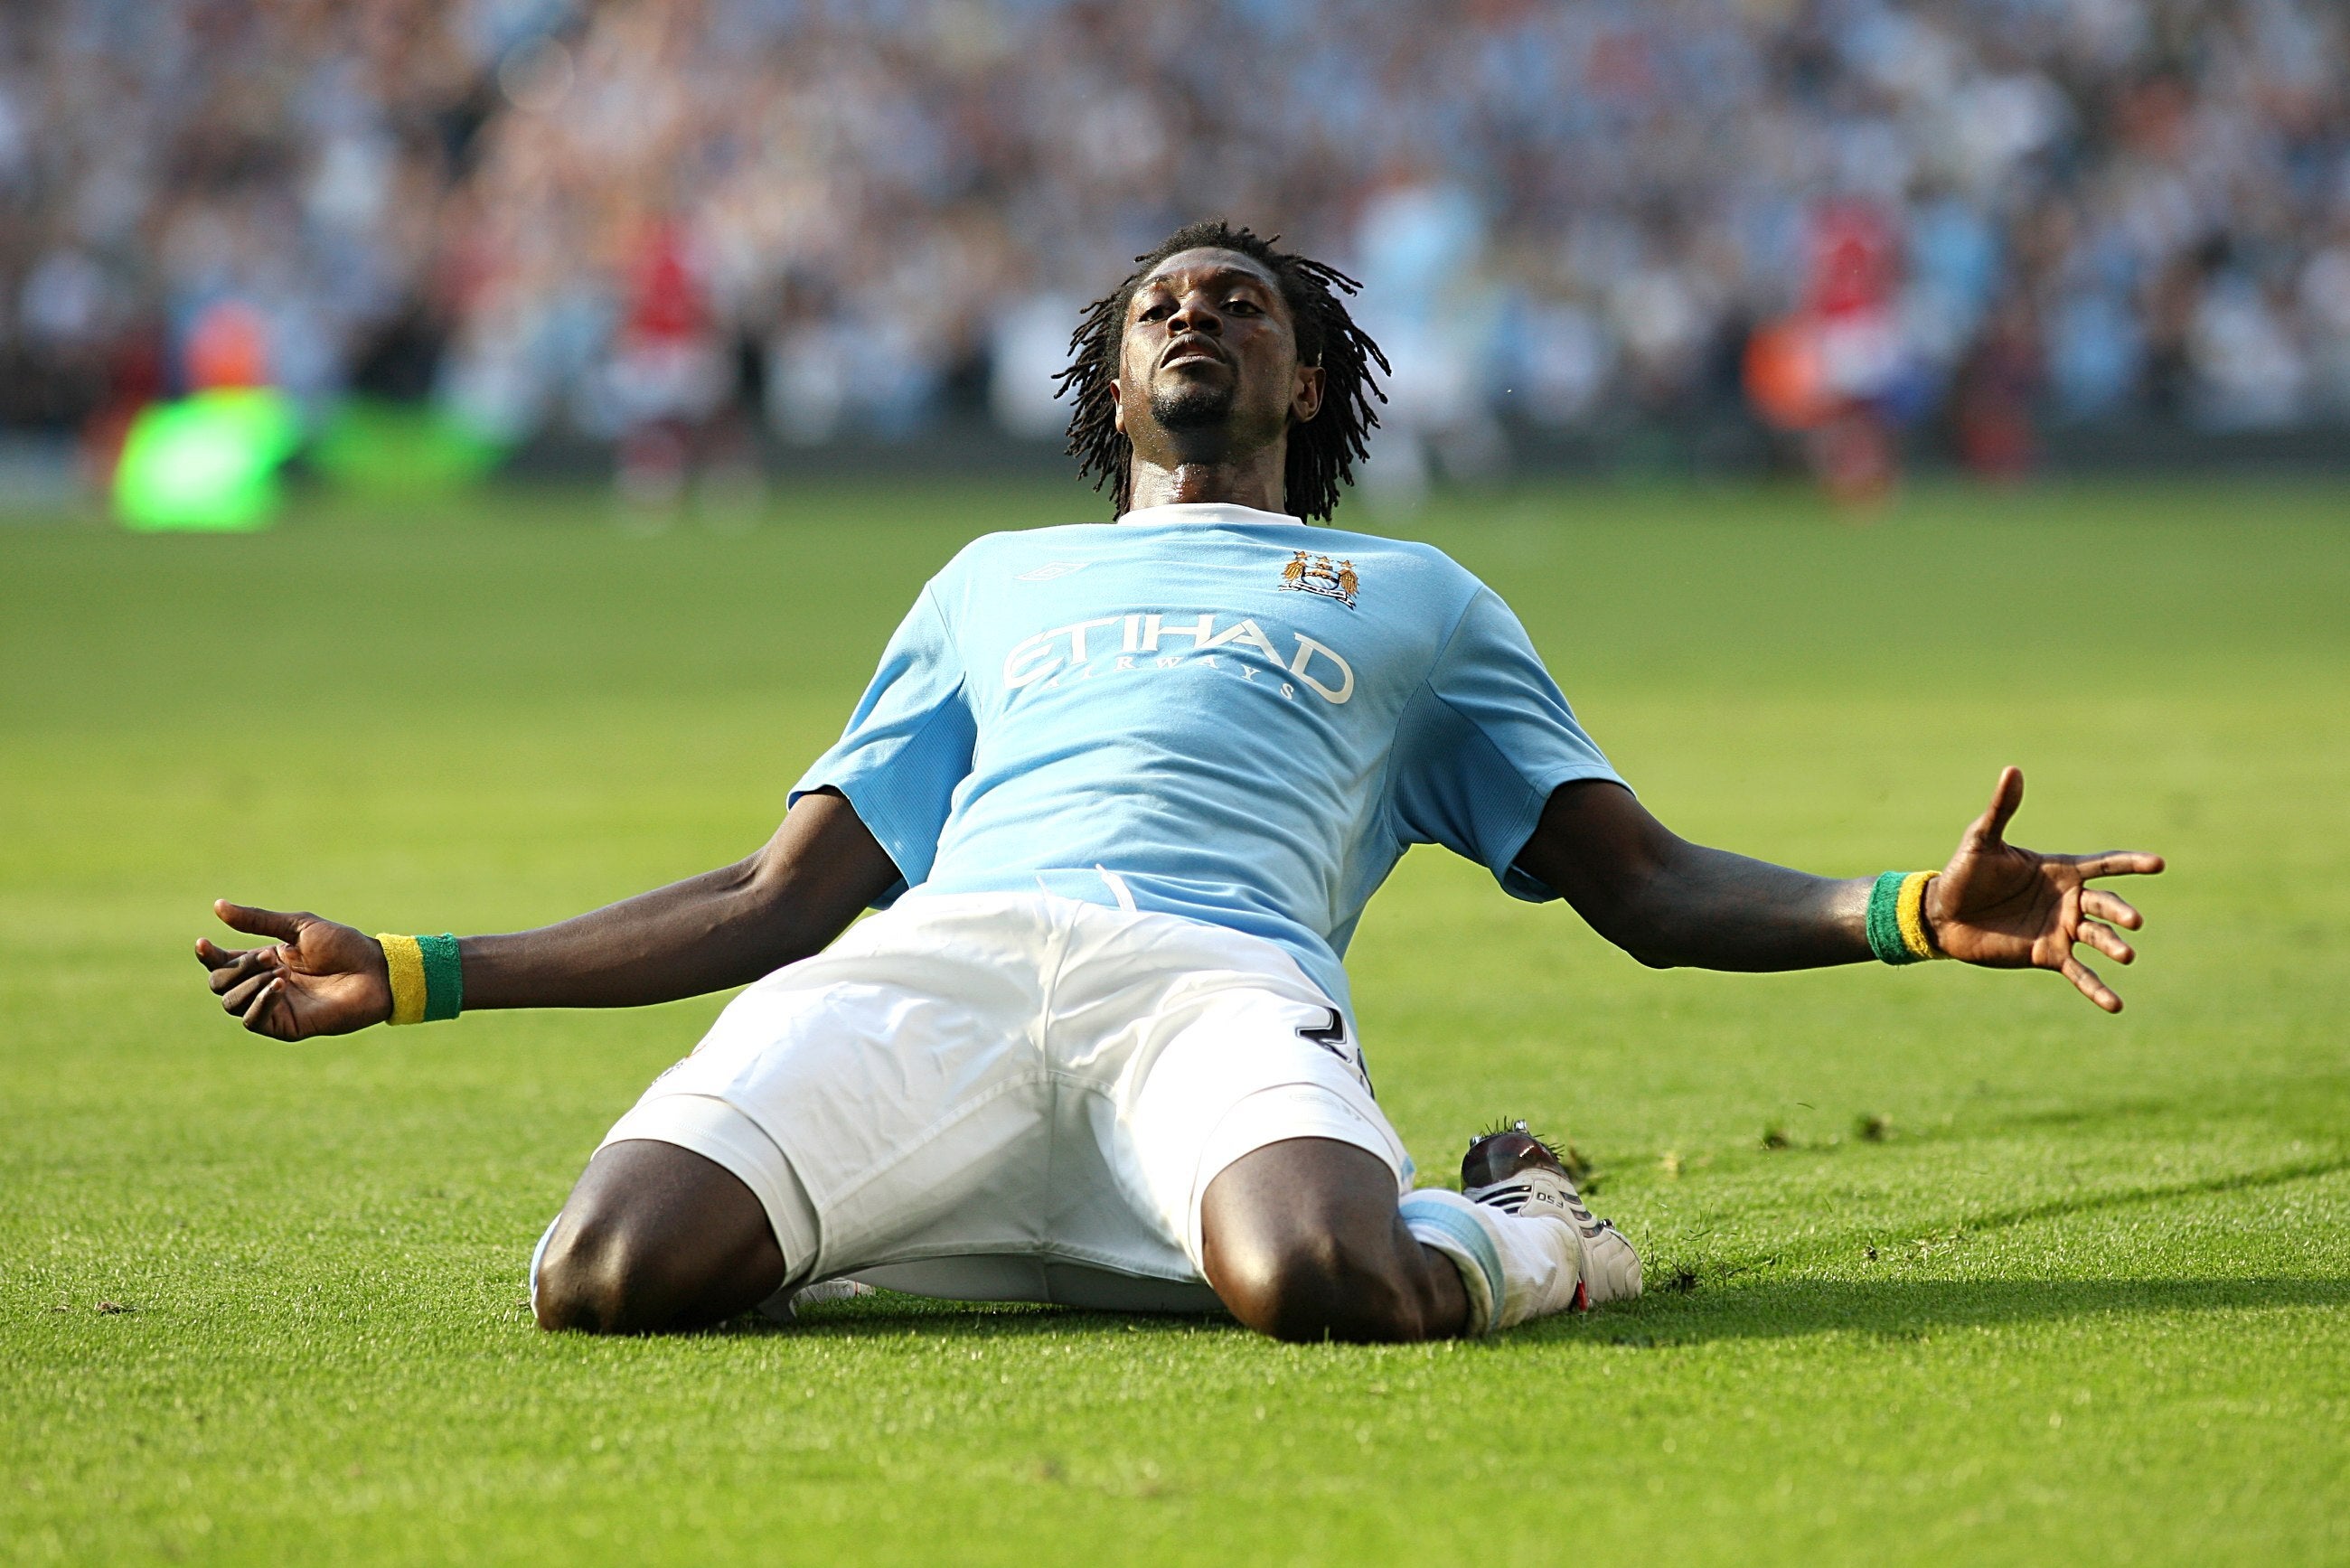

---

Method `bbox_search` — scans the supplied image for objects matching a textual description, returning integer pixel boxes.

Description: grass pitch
[3,477,2346,1566]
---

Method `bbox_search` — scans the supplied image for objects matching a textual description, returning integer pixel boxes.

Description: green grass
[4,477,2346,1565]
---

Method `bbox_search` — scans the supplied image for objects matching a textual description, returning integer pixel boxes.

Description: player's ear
[1292,362,1325,426]
[1110,377,1126,436]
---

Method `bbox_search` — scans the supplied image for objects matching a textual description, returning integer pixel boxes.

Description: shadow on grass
[1674,1153,2350,1278]
[724,1272,2346,1349]
[1554,1274,2350,1347]
[717,1298,1226,1342]
[694,1155,2350,1347]
[1946,1154,2350,1238]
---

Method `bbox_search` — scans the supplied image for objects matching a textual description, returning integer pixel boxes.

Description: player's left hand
[1925,766,2164,1013]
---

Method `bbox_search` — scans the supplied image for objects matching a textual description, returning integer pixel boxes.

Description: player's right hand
[195,901,394,1041]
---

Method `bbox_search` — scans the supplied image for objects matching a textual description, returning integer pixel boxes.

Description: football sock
[1399,1188,1581,1333]
[1399,1189,1503,1331]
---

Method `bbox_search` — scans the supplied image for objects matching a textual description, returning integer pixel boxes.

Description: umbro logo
[1280,551,1358,607]
[1017,561,1089,582]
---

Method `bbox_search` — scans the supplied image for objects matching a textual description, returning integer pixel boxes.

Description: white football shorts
[593,891,1412,1312]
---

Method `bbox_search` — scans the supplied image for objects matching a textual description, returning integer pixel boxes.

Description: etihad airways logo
[1002,613,1355,704]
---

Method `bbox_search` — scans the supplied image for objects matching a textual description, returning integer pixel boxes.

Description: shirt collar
[1115,502,1300,529]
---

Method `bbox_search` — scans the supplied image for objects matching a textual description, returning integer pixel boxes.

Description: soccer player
[196,222,2162,1342]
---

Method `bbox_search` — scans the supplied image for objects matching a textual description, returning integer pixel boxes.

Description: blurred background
[1,0,2345,521]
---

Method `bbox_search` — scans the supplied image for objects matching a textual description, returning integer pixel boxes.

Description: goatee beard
[1150,380,1236,432]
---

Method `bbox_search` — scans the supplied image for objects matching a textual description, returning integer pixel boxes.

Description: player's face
[1112,249,1325,457]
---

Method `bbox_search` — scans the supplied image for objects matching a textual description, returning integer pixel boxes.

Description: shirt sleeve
[1389,585,1624,902]
[788,584,976,905]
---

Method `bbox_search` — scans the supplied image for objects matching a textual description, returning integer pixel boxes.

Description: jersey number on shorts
[1297,1008,1375,1098]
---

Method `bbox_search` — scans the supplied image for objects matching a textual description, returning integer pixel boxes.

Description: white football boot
[757,1277,878,1322]
[1400,1120,1614,1333]
[530,1218,876,1327]
[1461,1122,1643,1308]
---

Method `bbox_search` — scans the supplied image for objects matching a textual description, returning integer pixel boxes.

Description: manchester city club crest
[1280,550,1358,608]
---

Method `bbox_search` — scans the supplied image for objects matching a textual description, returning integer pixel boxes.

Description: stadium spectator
[3,0,2345,476]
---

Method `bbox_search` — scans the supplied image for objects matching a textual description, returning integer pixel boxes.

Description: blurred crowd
[4,0,2347,486]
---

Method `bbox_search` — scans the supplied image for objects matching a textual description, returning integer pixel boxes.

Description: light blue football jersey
[790,502,1623,1009]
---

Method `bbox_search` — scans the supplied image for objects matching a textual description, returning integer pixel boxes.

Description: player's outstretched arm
[1517,766,2163,1012]
[194,789,900,1040]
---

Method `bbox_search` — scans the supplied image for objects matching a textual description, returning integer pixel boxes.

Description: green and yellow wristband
[1866,871,1943,965]
[376,933,464,1025]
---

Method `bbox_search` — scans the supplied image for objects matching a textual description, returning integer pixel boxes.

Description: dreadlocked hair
[1056,220,1389,522]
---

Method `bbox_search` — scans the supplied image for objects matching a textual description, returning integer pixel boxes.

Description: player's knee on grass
[532,1141,787,1335]
[1201,1139,1445,1343]
[1215,1226,1427,1342]
[532,1213,673,1334]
